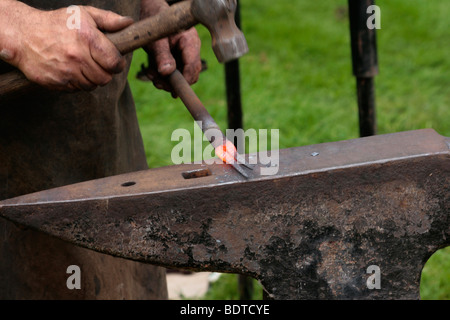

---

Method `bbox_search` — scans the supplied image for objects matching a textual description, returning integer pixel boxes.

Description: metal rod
[169,69,223,148]
[224,0,256,299]
[225,0,244,147]
[348,0,379,137]
[356,77,377,137]
[238,274,254,300]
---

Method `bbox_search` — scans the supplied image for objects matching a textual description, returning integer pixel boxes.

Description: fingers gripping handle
[98,0,249,61]
[0,0,249,99]
[107,1,195,54]
[0,1,197,99]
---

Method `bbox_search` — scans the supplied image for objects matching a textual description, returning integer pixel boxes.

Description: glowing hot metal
[168,69,253,178]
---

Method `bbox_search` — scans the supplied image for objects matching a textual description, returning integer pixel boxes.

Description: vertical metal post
[223,0,253,300]
[238,274,254,300]
[225,0,244,147]
[348,0,379,137]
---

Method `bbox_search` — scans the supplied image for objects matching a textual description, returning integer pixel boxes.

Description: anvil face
[1,129,449,299]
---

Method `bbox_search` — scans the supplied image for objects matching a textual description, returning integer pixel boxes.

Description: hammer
[0,0,248,98]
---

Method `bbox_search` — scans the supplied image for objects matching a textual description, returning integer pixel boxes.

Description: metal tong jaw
[232,151,256,179]
[213,138,255,179]
[138,65,256,179]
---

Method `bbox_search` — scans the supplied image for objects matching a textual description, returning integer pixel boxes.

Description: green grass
[201,275,263,300]
[421,247,450,300]
[128,0,449,300]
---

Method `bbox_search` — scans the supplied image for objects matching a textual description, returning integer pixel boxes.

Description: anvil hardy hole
[121,181,136,187]
[182,168,212,179]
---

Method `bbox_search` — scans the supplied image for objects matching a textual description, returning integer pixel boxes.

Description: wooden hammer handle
[107,0,194,54]
[0,0,195,99]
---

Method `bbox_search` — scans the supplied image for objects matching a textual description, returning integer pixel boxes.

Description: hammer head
[192,0,249,63]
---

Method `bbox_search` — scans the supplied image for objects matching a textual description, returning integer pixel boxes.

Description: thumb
[84,6,134,32]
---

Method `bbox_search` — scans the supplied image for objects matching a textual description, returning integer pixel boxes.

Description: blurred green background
[128,0,449,300]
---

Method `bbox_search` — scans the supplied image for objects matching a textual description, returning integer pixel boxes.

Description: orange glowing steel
[214,140,237,164]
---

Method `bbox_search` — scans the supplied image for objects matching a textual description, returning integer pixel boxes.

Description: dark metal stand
[225,0,244,146]
[223,0,254,300]
[348,0,379,137]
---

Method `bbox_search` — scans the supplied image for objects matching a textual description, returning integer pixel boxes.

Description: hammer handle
[168,69,224,148]
[0,0,195,99]
[107,0,194,54]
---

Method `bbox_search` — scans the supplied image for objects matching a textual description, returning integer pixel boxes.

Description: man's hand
[140,0,202,96]
[0,1,134,91]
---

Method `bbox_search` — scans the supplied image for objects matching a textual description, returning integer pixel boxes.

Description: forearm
[0,0,35,65]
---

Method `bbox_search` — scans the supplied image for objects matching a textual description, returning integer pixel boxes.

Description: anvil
[0,129,449,299]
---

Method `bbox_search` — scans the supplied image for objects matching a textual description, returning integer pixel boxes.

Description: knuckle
[65,47,83,63]
[104,10,115,20]
[65,49,77,61]
[195,60,203,73]
[107,55,125,73]
[77,26,92,42]
[61,67,75,80]
[78,6,93,18]
[99,74,113,86]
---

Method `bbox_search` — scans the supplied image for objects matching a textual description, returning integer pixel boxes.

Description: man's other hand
[140,0,202,97]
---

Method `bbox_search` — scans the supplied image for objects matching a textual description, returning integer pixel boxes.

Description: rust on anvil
[1,129,449,299]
